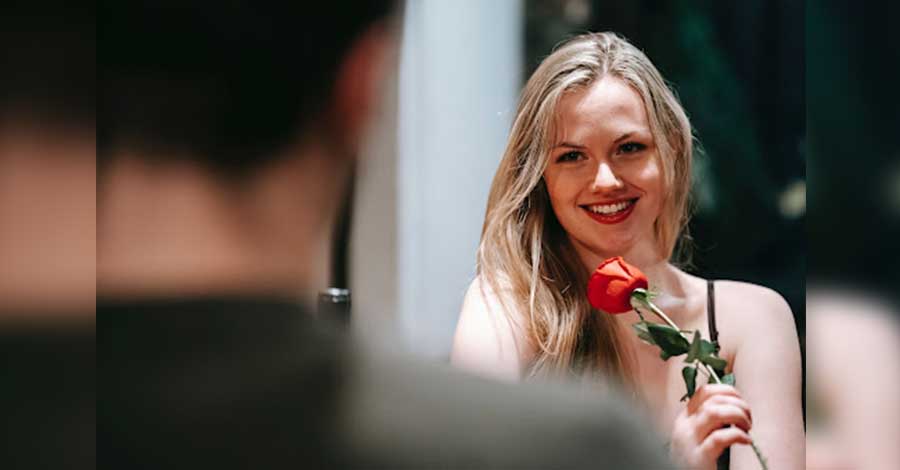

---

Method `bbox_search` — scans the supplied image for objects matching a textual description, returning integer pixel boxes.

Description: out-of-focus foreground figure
[806,290,900,470]
[0,3,96,469]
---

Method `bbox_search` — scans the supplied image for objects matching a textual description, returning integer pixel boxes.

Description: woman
[451,33,803,470]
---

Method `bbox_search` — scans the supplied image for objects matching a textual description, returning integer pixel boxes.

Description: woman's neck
[97,150,341,301]
[571,238,679,290]
[570,238,693,319]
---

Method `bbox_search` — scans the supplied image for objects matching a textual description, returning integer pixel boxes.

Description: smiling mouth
[581,198,638,224]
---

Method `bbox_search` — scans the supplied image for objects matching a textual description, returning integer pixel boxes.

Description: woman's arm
[450,277,536,382]
[720,282,805,470]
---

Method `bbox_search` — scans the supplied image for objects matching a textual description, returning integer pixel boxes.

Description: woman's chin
[571,238,637,264]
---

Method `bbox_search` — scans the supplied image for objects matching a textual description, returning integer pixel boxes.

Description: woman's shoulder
[457,274,531,336]
[451,275,535,381]
[710,279,797,349]
[462,274,506,304]
[675,269,789,313]
[713,280,792,317]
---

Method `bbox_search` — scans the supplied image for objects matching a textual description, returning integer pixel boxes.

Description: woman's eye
[618,142,647,155]
[556,151,584,163]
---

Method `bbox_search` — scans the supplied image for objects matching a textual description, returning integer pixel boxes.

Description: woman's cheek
[635,156,662,181]
[545,172,577,206]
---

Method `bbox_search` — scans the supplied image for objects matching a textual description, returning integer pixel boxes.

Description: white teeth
[588,200,633,214]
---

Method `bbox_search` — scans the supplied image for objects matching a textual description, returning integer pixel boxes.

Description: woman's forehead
[553,76,651,143]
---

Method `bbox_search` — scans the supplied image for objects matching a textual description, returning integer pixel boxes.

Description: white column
[352,0,523,360]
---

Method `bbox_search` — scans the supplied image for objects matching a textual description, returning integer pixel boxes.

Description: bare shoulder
[713,280,798,351]
[716,280,792,311]
[450,275,535,381]
[715,280,793,317]
[711,281,804,468]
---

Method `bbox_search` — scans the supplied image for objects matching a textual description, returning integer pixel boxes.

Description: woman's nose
[591,162,624,191]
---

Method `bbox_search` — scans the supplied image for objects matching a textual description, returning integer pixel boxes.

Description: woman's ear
[329,22,395,147]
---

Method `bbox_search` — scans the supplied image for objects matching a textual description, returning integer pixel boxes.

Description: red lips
[581,198,637,225]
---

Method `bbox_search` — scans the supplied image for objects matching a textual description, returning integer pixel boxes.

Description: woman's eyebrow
[613,129,652,143]
[554,130,650,149]
[553,141,586,149]
[613,132,635,144]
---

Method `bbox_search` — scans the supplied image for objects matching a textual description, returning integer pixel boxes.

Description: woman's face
[543,76,664,268]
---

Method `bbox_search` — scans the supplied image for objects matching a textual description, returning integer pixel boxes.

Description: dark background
[807,0,900,300]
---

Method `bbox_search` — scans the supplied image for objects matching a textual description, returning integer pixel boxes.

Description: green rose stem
[630,293,723,383]
[629,288,769,470]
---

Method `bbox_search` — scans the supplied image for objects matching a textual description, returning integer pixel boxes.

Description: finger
[687,384,742,414]
[705,395,753,425]
[698,427,752,463]
[694,404,753,439]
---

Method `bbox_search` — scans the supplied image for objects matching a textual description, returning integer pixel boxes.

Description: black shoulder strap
[707,280,720,352]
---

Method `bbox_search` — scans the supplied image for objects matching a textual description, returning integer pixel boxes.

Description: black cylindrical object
[318,288,351,327]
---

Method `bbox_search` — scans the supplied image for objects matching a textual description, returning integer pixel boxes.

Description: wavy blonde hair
[477,32,693,382]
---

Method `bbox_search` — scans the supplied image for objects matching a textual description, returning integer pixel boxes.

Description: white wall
[351,0,523,360]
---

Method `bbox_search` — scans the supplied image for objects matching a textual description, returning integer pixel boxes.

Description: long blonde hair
[477,32,693,382]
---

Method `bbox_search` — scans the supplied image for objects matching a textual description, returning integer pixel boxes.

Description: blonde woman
[451,33,803,470]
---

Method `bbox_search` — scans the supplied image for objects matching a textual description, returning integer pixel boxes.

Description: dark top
[2,323,95,470]
[708,280,731,470]
[98,297,677,470]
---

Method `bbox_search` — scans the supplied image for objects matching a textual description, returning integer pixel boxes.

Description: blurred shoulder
[715,280,792,314]
[451,274,534,381]
[460,274,519,312]
[461,274,502,308]
[457,274,529,327]
[713,280,797,344]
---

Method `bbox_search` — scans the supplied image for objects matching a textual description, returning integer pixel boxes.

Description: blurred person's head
[0,5,95,319]
[98,1,396,298]
[2,9,96,468]
[477,32,692,378]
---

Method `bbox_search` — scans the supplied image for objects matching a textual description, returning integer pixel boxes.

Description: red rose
[587,257,649,314]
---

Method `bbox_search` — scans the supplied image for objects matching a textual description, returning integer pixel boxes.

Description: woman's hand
[669,384,753,470]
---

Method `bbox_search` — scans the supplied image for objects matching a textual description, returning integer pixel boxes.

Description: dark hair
[0,4,95,124]
[99,1,394,171]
